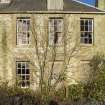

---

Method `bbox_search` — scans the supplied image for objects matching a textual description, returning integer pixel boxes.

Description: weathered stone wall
[0,13,105,89]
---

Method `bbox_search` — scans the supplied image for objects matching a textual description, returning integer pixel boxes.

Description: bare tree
[29,14,80,98]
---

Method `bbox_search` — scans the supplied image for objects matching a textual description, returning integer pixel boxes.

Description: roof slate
[0,0,103,13]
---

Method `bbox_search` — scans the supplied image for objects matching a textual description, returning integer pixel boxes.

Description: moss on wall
[1,22,8,79]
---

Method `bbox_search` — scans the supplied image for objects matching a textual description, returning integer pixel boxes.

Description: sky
[79,0,95,5]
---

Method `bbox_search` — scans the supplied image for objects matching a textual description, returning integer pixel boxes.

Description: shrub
[68,84,84,101]
[84,54,105,102]
[0,83,42,105]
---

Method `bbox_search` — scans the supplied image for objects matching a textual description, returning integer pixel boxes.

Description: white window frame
[80,18,93,44]
[16,61,30,88]
[16,17,30,45]
[49,18,63,46]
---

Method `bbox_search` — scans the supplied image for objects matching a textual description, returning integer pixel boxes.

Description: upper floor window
[16,61,30,88]
[16,17,30,45]
[49,18,63,46]
[80,18,93,44]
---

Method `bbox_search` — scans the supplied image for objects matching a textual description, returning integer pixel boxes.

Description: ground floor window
[16,61,30,88]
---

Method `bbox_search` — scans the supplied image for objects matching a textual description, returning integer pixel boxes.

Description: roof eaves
[0,11,105,14]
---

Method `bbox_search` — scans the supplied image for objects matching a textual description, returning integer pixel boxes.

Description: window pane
[89,38,92,44]
[89,33,92,37]
[17,69,21,74]
[55,34,63,45]
[22,69,25,74]
[27,32,30,38]
[81,32,85,37]
[84,38,88,43]
[23,20,28,32]
[85,25,88,31]
[26,63,29,68]
[80,20,84,25]
[49,19,54,32]
[54,20,57,31]
[81,26,84,31]
[18,20,22,32]
[84,32,88,37]
[54,33,59,44]
[26,69,29,74]
[22,75,25,80]
[89,20,92,25]
[85,20,88,25]
[22,81,25,87]
[57,19,63,32]
[89,33,92,44]
[80,37,84,43]
[49,32,54,45]
[26,75,30,80]
[26,81,30,87]
[22,63,25,68]
[89,25,92,31]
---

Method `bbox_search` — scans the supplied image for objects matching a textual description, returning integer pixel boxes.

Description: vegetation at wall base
[0,53,104,105]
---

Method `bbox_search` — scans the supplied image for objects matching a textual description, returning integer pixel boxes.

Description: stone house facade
[0,0,105,90]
